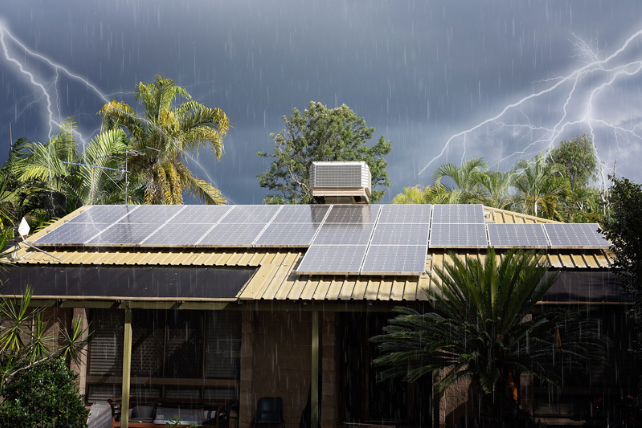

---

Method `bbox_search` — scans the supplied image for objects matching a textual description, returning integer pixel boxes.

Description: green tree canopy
[100,75,230,204]
[257,101,392,204]
[547,134,599,191]
[601,176,642,352]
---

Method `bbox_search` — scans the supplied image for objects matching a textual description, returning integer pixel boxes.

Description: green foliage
[548,134,599,191]
[393,134,605,223]
[100,75,230,205]
[0,357,89,428]
[257,101,392,204]
[601,176,642,352]
[371,249,605,405]
[0,286,89,389]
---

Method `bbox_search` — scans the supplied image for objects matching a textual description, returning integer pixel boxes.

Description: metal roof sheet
[12,205,615,303]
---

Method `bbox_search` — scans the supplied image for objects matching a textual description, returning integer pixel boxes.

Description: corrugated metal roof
[12,205,614,303]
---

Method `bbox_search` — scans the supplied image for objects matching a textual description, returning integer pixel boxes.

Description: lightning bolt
[0,23,113,144]
[420,28,642,178]
[0,23,229,202]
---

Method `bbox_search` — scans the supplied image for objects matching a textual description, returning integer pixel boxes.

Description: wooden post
[121,305,133,428]
[311,311,319,428]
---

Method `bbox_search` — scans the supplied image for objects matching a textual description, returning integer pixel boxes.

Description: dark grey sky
[1,0,641,204]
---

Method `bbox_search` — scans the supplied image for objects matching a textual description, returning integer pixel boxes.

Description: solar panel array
[34,204,610,276]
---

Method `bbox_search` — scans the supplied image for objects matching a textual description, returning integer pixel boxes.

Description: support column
[320,312,336,428]
[311,310,319,428]
[239,310,254,428]
[121,305,133,428]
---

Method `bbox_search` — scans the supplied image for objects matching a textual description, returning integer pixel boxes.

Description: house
[2,201,636,428]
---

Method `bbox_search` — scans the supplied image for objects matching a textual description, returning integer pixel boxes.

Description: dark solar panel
[197,223,267,246]
[219,205,280,223]
[544,223,610,248]
[117,205,186,224]
[378,205,432,224]
[254,223,321,247]
[68,205,138,224]
[429,223,488,248]
[296,245,367,275]
[361,245,427,275]
[432,204,485,224]
[141,223,216,246]
[271,205,330,223]
[487,224,549,248]
[313,223,376,245]
[86,223,163,245]
[169,205,231,224]
[324,205,380,224]
[370,223,430,246]
[34,222,113,245]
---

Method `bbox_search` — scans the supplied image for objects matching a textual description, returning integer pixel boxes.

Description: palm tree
[100,76,230,204]
[392,184,462,205]
[512,154,569,220]
[478,170,514,210]
[371,248,604,423]
[433,157,488,203]
[12,122,130,218]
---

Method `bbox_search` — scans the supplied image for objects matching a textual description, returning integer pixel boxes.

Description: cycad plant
[371,248,604,423]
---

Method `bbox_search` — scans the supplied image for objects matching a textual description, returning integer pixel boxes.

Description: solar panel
[544,223,610,249]
[34,222,113,245]
[296,245,368,275]
[432,204,485,224]
[429,223,488,248]
[219,205,280,223]
[117,205,186,223]
[168,205,231,224]
[141,223,216,246]
[68,205,139,224]
[271,205,329,223]
[86,223,164,245]
[254,223,321,247]
[370,223,430,246]
[378,205,432,224]
[313,223,376,245]
[197,223,267,246]
[324,205,380,223]
[361,245,427,275]
[487,224,549,248]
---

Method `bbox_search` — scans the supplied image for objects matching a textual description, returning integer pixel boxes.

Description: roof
[9,205,615,304]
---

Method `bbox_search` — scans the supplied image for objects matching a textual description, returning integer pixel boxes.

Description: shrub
[0,357,89,427]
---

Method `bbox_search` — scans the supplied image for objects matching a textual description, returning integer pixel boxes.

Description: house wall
[239,310,337,428]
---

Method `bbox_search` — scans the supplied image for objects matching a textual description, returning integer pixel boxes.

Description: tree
[512,154,569,220]
[12,121,130,216]
[392,184,461,205]
[371,248,604,423]
[100,75,230,204]
[0,357,89,427]
[433,157,488,204]
[257,101,392,204]
[547,134,599,191]
[0,280,89,427]
[600,176,642,353]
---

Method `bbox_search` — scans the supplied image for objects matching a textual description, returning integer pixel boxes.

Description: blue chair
[253,397,285,428]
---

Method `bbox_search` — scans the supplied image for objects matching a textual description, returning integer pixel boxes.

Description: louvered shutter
[88,309,124,376]
[204,311,241,379]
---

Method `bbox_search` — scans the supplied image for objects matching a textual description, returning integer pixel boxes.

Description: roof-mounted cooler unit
[310,161,371,204]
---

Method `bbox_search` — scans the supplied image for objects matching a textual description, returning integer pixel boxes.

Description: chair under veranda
[252,397,285,428]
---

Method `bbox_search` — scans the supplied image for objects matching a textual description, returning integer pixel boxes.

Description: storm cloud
[1,0,641,203]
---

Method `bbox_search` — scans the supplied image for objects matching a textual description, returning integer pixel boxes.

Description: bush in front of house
[0,357,89,428]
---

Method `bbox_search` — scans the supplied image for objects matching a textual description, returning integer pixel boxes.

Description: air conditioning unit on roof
[310,161,371,204]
